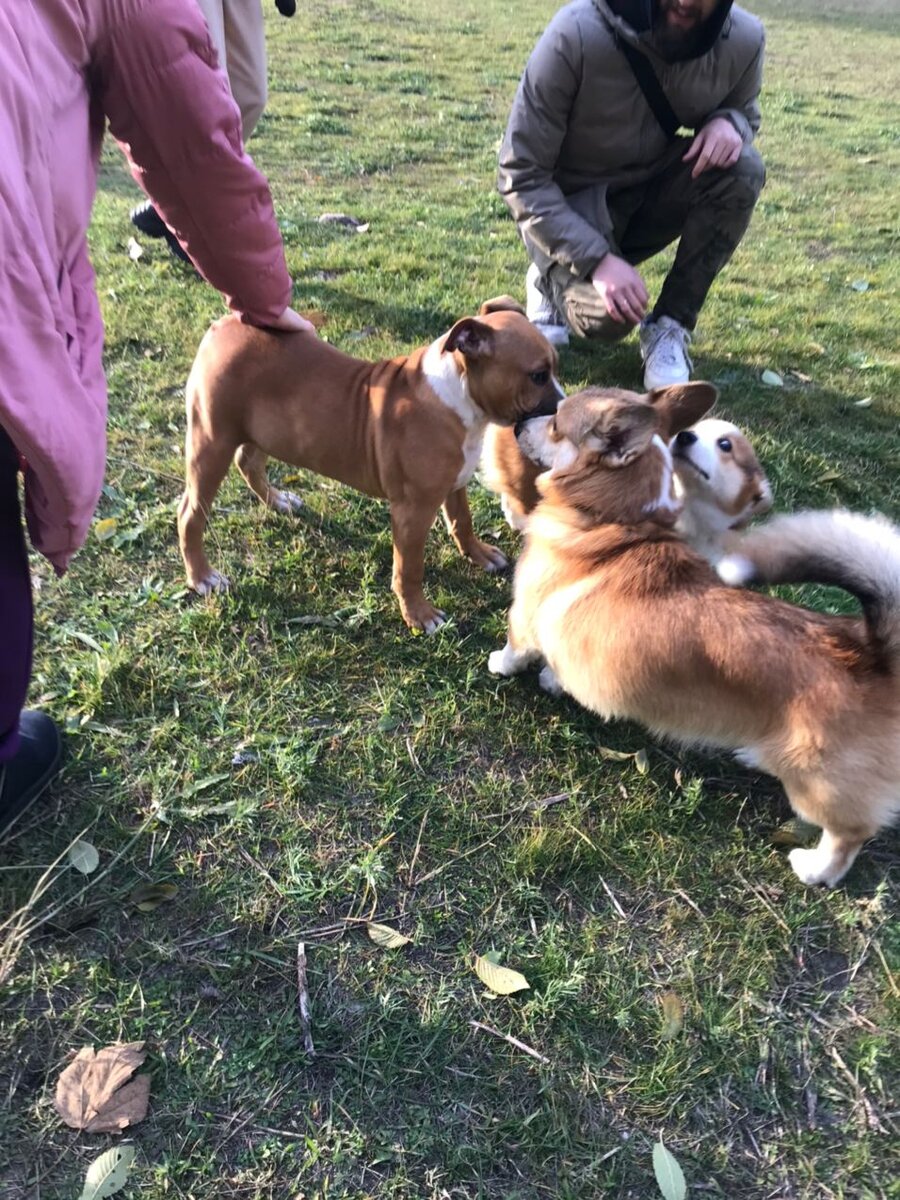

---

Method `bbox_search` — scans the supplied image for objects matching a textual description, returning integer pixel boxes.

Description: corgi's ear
[591,399,658,467]
[647,381,718,438]
[479,295,526,317]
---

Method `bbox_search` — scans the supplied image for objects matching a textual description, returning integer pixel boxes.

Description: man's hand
[590,254,648,325]
[683,117,743,179]
[269,307,318,334]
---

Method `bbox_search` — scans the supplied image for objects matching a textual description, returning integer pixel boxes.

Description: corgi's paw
[538,665,563,695]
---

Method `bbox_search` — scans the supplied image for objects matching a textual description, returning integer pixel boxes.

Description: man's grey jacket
[498,0,765,281]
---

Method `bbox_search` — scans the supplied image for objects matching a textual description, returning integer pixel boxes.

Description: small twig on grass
[284,899,447,943]
[106,453,185,485]
[0,813,155,984]
[734,870,792,935]
[239,847,286,897]
[873,938,900,998]
[674,887,707,921]
[469,1019,549,1066]
[597,874,628,920]
[413,811,521,887]
[296,941,315,1056]
[826,1044,889,1134]
[407,811,428,886]
[565,823,628,918]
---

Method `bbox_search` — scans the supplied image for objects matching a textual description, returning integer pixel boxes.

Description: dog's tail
[718,509,900,664]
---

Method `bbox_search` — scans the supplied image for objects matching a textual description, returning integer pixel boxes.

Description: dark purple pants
[0,427,32,763]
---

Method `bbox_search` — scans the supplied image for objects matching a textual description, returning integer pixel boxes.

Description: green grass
[2,1,899,1197]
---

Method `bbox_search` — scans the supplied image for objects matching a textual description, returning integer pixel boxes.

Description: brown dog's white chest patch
[423,337,489,488]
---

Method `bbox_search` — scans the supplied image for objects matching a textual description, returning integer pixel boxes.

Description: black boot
[0,711,63,835]
[130,201,192,264]
[130,200,167,239]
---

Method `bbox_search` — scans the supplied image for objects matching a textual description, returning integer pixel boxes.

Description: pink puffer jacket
[0,0,292,572]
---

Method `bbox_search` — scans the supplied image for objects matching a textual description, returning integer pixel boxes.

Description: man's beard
[651,1,711,61]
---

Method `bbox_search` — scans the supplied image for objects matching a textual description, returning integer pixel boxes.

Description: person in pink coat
[0,0,314,833]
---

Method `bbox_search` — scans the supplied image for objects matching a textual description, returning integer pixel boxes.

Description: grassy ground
[2,1,899,1196]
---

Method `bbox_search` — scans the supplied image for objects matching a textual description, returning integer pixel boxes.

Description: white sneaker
[640,315,693,390]
[525,263,570,347]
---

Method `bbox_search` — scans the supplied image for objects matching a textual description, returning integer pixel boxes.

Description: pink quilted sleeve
[92,0,292,326]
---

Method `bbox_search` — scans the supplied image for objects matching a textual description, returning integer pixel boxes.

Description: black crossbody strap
[615,35,681,141]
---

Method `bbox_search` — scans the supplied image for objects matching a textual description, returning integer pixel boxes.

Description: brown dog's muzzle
[515,391,560,438]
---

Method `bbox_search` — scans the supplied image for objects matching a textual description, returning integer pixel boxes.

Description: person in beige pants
[130,0,291,255]
[196,0,267,142]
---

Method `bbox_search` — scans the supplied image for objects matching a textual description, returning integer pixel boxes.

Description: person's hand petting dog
[683,117,743,178]
[269,307,318,334]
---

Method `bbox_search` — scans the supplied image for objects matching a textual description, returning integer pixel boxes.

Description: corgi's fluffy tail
[718,509,900,664]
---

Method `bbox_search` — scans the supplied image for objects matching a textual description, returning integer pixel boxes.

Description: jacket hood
[595,0,735,61]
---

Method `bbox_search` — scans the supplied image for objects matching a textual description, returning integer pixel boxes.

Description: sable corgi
[482,416,771,562]
[488,383,900,887]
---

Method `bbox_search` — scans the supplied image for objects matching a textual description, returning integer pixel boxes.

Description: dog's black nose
[674,429,697,447]
[534,390,561,418]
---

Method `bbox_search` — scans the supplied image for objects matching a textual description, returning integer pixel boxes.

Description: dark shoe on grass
[130,200,167,239]
[130,201,192,264]
[0,711,63,836]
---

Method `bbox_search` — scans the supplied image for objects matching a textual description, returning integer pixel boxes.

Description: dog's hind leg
[442,487,508,572]
[783,775,877,887]
[788,829,868,889]
[178,420,237,595]
[234,443,304,515]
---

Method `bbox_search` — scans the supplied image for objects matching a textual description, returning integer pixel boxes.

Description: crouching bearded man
[498,0,766,389]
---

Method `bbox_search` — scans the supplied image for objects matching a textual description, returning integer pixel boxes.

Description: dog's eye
[530,370,550,386]
[752,493,763,505]
[717,437,733,453]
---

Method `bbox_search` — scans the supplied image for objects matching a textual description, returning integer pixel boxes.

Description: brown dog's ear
[647,381,718,438]
[444,317,494,358]
[479,295,526,318]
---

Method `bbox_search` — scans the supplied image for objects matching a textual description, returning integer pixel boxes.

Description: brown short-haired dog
[178,298,562,632]
[489,384,900,886]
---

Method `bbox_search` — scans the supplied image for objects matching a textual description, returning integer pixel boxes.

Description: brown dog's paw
[269,489,304,516]
[401,600,448,635]
[467,540,509,574]
[191,570,231,596]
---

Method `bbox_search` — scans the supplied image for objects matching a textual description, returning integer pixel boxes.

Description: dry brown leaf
[473,955,530,995]
[54,1042,150,1133]
[660,991,685,1040]
[300,310,328,329]
[367,922,412,949]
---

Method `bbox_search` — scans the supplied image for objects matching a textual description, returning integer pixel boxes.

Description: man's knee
[546,271,633,342]
[723,143,766,203]
[573,311,634,342]
[559,293,633,342]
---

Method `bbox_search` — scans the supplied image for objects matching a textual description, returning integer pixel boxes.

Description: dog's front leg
[390,499,446,634]
[442,488,508,573]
